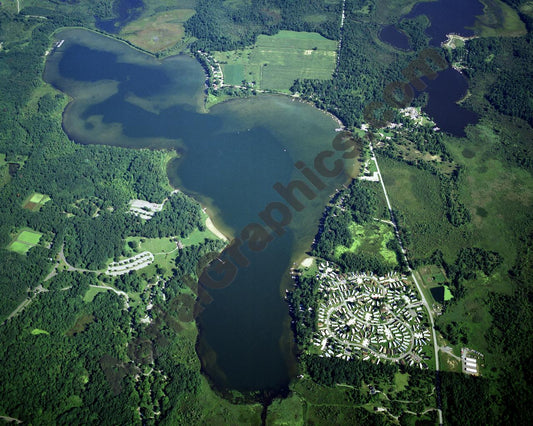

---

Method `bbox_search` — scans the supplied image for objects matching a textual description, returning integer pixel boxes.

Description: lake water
[379,25,411,50]
[423,67,478,137]
[405,0,484,46]
[44,29,356,393]
[378,0,483,136]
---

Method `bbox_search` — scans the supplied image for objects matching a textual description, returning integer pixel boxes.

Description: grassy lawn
[123,226,220,279]
[393,371,409,392]
[7,229,43,254]
[18,230,43,245]
[23,192,51,211]
[83,286,109,303]
[31,328,50,335]
[8,241,29,254]
[418,264,447,285]
[214,30,337,91]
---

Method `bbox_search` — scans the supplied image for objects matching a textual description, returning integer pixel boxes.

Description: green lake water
[44,28,356,392]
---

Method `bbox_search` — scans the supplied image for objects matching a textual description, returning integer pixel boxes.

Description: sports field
[214,31,337,91]
[23,192,51,211]
[8,229,43,254]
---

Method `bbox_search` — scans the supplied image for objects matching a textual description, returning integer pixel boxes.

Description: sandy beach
[300,257,314,268]
[205,217,229,241]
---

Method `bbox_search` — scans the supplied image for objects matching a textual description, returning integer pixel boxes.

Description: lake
[44,28,356,393]
[378,0,483,136]
[405,0,484,46]
[379,25,411,50]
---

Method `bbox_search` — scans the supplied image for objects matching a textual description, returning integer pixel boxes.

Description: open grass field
[23,192,51,211]
[393,371,409,392]
[120,8,196,52]
[83,286,109,303]
[335,222,398,266]
[9,241,31,254]
[31,328,50,335]
[446,122,533,274]
[18,230,42,245]
[8,229,43,254]
[378,156,467,263]
[475,0,527,37]
[266,393,305,425]
[214,31,337,91]
[418,264,447,286]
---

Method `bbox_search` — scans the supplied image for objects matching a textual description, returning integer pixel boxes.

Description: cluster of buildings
[129,199,164,220]
[461,347,482,375]
[106,251,154,276]
[312,262,431,368]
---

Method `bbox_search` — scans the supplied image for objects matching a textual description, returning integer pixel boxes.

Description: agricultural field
[120,8,196,53]
[8,229,43,254]
[214,31,337,92]
[22,192,51,211]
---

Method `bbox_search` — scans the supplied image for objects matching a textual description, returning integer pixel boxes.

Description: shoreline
[205,216,229,242]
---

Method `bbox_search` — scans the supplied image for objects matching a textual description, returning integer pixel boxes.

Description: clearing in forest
[23,192,51,211]
[8,229,43,254]
[214,30,337,91]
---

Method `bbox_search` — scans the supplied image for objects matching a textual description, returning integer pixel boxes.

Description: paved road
[370,143,444,425]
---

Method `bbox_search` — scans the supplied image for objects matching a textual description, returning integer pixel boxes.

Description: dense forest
[0,3,236,423]
[185,0,341,51]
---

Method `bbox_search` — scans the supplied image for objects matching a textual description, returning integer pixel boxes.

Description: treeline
[459,34,533,170]
[440,372,494,425]
[142,192,205,239]
[185,0,340,51]
[290,0,418,127]
[303,353,397,387]
[430,247,502,300]
[62,192,206,270]
[311,180,406,274]
[467,35,533,128]
[313,180,379,257]
[286,275,321,347]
